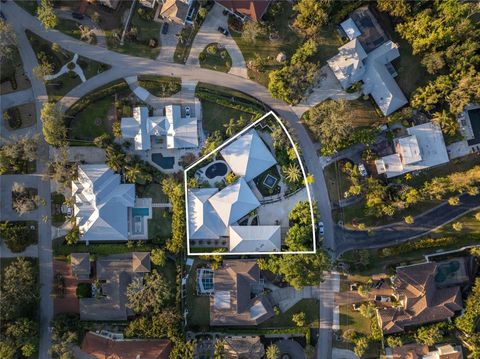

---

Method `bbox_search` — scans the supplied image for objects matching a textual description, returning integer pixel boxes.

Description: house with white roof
[121,105,198,151]
[229,226,281,253]
[375,122,449,178]
[328,6,408,116]
[72,164,136,242]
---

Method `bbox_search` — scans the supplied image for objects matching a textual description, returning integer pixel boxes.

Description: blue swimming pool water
[205,162,228,179]
[132,208,149,217]
[152,153,175,169]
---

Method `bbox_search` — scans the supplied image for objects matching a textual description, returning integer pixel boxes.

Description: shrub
[76,283,91,298]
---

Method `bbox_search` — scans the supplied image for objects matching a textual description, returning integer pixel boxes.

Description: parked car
[375,295,391,303]
[185,106,191,118]
[358,163,368,177]
[318,221,324,235]
[161,22,169,35]
[217,26,229,36]
[72,12,84,20]
[0,11,6,20]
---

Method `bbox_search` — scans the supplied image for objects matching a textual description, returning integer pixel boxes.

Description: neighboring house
[210,259,274,326]
[223,336,265,359]
[81,331,171,359]
[72,164,136,242]
[158,0,196,25]
[121,106,199,151]
[328,6,408,116]
[70,253,91,280]
[386,343,463,359]
[216,0,272,22]
[375,122,449,178]
[140,0,159,8]
[187,130,282,253]
[458,104,480,147]
[378,261,466,335]
[79,252,151,321]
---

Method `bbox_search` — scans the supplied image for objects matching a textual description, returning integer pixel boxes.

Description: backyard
[185,260,211,330]
[148,208,172,243]
[199,43,232,73]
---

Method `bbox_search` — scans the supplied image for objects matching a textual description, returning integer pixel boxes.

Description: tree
[282,163,301,183]
[0,221,35,252]
[0,258,38,321]
[37,0,58,30]
[386,335,403,348]
[126,270,172,315]
[79,25,94,43]
[0,341,16,359]
[421,51,445,74]
[432,110,459,136]
[292,311,306,327]
[40,102,67,147]
[150,248,167,267]
[448,196,460,206]
[33,60,54,80]
[404,215,414,224]
[266,343,280,359]
[169,340,196,359]
[415,324,444,346]
[377,0,410,18]
[357,284,370,298]
[50,314,83,359]
[106,145,126,172]
[452,221,463,231]
[293,0,331,36]
[257,251,331,289]
[5,318,38,357]
[242,20,262,43]
[48,145,78,188]
[354,336,369,358]
[124,309,181,340]
[65,226,79,245]
[358,303,375,318]
[0,20,16,61]
[285,224,312,251]
[475,212,480,221]
[162,177,185,254]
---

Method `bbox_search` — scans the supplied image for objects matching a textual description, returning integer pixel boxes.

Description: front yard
[137,75,181,97]
[199,43,232,73]
[259,299,319,328]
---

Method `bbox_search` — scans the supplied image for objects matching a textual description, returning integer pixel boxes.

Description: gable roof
[188,188,227,239]
[70,253,90,278]
[132,252,151,273]
[220,130,277,181]
[216,0,272,22]
[208,178,260,226]
[81,332,171,359]
[229,225,281,252]
[73,165,135,242]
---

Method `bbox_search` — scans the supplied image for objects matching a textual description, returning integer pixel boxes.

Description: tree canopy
[126,270,173,315]
[37,0,58,30]
[40,102,67,147]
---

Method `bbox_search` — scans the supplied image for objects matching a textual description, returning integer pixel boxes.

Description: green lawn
[68,94,115,142]
[56,19,97,44]
[137,183,169,203]
[148,208,172,242]
[199,43,232,73]
[185,260,210,330]
[105,4,161,59]
[53,242,157,257]
[339,304,371,336]
[259,299,319,328]
[137,75,181,98]
[324,160,353,205]
[434,211,480,237]
[200,99,255,134]
[14,0,38,15]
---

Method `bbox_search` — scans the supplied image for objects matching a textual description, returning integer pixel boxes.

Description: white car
[358,163,368,177]
[318,221,324,235]
[185,106,191,118]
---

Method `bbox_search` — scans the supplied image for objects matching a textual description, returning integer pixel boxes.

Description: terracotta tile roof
[81,332,171,359]
[389,343,429,359]
[379,262,464,334]
[216,0,272,22]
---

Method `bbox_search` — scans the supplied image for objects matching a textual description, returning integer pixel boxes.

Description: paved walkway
[0,88,34,110]
[186,4,248,79]
[317,272,340,359]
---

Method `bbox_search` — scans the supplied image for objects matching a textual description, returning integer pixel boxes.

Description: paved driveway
[332,348,359,359]
[187,4,248,78]
[157,21,182,63]
[277,339,306,359]
[0,88,34,110]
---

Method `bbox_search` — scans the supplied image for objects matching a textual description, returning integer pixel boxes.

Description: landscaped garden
[199,43,232,73]
[137,75,181,97]
[2,103,36,130]
[0,220,38,252]
[27,31,110,100]
[105,3,161,59]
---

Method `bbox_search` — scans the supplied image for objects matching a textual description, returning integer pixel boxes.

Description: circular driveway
[276,339,306,359]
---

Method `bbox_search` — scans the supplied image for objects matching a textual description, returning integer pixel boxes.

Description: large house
[375,122,449,178]
[80,252,151,321]
[158,0,196,25]
[223,336,265,359]
[81,331,171,359]
[377,261,466,335]
[216,0,272,22]
[121,105,198,151]
[328,6,408,116]
[210,259,274,326]
[187,130,281,253]
[385,343,463,359]
[72,165,137,242]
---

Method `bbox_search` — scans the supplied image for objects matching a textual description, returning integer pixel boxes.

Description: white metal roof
[220,130,277,181]
[340,18,361,40]
[187,188,227,239]
[229,225,281,252]
[208,178,260,226]
[327,38,367,89]
[396,135,422,164]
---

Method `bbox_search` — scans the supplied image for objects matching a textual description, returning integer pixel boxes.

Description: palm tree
[125,163,142,183]
[432,109,458,136]
[224,118,237,137]
[78,25,93,43]
[266,344,280,359]
[106,148,125,172]
[283,163,301,183]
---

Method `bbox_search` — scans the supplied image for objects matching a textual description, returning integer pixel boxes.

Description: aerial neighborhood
[0,1,479,359]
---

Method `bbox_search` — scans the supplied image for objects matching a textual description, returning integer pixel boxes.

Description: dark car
[161,22,169,35]
[72,12,84,20]
[0,11,5,20]
[217,26,228,36]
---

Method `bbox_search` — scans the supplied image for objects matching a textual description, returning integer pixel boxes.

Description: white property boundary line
[184,111,317,256]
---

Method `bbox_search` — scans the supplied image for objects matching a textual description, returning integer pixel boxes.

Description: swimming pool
[132,207,149,217]
[152,153,175,169]
[205,161,228,179]
[263,174,278,189]
[435,260,460,283]
[467,108,480,145]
